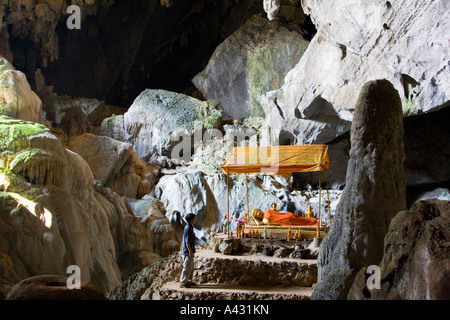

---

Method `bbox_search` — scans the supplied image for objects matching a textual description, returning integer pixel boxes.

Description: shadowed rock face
[348,199,450,300]
[312,79,406,300]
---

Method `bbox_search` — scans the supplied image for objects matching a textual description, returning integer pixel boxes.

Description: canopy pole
[317,171,322,238]
[227,173,230,238]
[325,169,331,225]
[245,174,249,217]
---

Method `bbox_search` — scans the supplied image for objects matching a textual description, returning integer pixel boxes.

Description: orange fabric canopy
[221,145,330,177]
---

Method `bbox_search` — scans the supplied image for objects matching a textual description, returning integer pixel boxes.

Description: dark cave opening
[9,0,266,108]
[7,0,317,110]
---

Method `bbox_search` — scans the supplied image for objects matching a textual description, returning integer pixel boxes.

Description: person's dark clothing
[182,223,196,256]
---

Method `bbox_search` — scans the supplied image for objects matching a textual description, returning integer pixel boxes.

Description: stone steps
[193,249,318,288]
[156,281,313,300]
[152,248,318,300]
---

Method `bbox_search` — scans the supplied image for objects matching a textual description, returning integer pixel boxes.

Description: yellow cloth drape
[221,145,330,177]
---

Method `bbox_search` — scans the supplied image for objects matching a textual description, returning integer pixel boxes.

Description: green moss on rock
[0,169,30,193]
[8,149,41,171]
[196,100,222,129]
[0,116,48,149]
[246,46,274,118]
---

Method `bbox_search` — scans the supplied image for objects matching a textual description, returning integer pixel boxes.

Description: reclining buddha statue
[262,203,318,226]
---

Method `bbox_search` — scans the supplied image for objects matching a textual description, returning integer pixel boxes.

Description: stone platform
[152,244,318,300]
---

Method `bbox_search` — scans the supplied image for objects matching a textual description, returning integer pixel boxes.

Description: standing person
[180,213,196,288]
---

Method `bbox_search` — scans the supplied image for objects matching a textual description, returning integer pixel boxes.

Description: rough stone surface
[263,0,280,21]
[0,117,123,292]
[68,134,133,186]
[0,57,42,123]
[0,0,264,107]
[39,92,107,138]
[403,107,450,186]
[412,188,450,205]
[262,0,450,142]
[5,275,106,300]
[107,248,318,300]
[312,80,406,300]
[0,116,168,292]
[193,14,309,119]
[67,133,157,199]
[348,200,450,300]
[101,89,221,163]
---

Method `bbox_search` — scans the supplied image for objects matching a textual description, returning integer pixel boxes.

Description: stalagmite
[263,0,280,21]
[312,79,406,300]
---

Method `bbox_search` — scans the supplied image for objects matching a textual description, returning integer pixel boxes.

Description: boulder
[122,195,179,258]
[123,89,212,161]
[312,80,406,300]
[219,241,233,255]
[101,89,221,163]
[68,133,134,187]
[155,171,217,236]
[67,133,158,199]
[348,199,450,300]
[193,14,309,119]
[5,275,106,300]
[412,188,450,205]
[0,57,42,123]
[262,0,450,127]
[40,94,106,137]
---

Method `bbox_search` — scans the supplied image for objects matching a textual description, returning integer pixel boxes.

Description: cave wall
[1,0,265,107]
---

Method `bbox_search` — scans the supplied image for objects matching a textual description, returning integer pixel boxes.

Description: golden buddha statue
[305,205,314,219]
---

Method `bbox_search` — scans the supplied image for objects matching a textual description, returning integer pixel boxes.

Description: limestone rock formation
[125,194,179,258]
[192,14,309,119]
[0,116,178,293]
[0,57,42,123]
[0,0,114,66]
[101,89,221,163]
[263,0,280,21]
[312,79,406,300]
[0,117,122,292]
[347,199,450,300]
[412,188,450,205]
[261,0,449,145]
[0,0,264,107]
[43,95,106,138]
[67,133,157,199]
